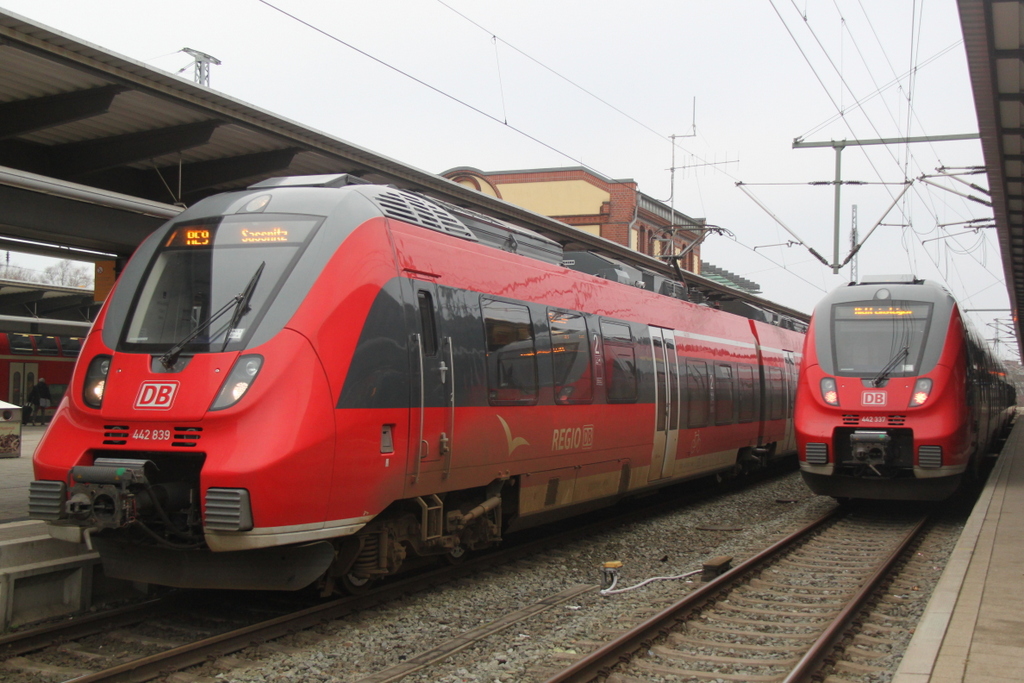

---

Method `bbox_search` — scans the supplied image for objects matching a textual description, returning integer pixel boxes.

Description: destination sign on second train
[853,306,915,316]
[833,303,931,319]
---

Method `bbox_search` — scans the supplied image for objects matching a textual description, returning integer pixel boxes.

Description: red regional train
[0,332,82,416]
[29,174,805,593]
[796,276,1016,502]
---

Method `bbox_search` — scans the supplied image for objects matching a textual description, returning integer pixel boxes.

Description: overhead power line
[256,0,606,176]
[256,0,746,196]
[434,0,672,146]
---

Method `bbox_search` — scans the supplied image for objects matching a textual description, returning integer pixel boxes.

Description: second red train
[796,276,1016,501]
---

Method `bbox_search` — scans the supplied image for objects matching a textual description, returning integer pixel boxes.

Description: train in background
[796,276,1016,501]
[0,332,82,417]
[28,174,805,594]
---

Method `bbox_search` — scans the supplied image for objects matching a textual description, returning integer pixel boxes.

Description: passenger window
[417,290,438,357]
[483,299,538,405]
[769,367,785,420]
[715,364,735,425]
[685,360,710,428]
[8,334,33,354]
[548,310,593,404]
[601,320,637,403]
[59,337,82,357]
[738,365,756,423]
[37,336,59,356]
[667,339,680,430]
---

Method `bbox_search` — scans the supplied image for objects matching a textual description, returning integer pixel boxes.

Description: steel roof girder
[51,120,222,178]
[0,84,126,140]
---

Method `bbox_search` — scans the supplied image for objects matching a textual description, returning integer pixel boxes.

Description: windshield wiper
[871,345,909,387]
[159,262,266,370]
[221,261,265,352]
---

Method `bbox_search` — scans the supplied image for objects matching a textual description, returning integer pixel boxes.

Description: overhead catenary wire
[432,0,745,185]
[827,0,965,172]
[256,0,611,179]
[251,0,1000,329]
[776,0,978,246]
[256,0,744,193]
[434,0,670,146]
[769,2,992,274]
[757,2,1006,345]
[730,236,831,294]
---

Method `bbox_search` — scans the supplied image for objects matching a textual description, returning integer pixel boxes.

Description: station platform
[894,415,1024,683]
[0,425,46,524]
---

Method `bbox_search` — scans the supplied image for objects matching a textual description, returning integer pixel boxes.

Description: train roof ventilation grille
[172,427,202,448]
[102,426,129,445]
[374,191,478,241]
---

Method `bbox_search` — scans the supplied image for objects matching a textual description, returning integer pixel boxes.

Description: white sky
[1,0,1015,357]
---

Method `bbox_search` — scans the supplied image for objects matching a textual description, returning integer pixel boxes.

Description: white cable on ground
[599,568,703,596]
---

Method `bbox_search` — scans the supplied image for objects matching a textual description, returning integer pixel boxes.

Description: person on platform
[27,378,51,426]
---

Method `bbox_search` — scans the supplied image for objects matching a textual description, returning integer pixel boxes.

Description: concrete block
[0,522,142,632]
[0,554,96,630]
[0,534,94,569]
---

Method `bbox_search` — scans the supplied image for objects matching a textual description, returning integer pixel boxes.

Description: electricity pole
[793,133,981,273]
[181,48,221,87]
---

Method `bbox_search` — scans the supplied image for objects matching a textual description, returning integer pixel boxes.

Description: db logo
[862,391,887,406]
[135,381,179,410]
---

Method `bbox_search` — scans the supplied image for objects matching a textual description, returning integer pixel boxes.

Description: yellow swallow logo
[497,415,530,457]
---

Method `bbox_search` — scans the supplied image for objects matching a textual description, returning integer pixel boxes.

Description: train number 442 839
[132,429,171,441]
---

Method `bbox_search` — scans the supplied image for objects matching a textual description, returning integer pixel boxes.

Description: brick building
[443,167,705,275]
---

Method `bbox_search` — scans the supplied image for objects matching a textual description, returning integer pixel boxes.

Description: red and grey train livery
[29,174,804,592]
[795,276,1016,501]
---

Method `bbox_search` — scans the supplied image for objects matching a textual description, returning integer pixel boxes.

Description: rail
[543,506,930,683]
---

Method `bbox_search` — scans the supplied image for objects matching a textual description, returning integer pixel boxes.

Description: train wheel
[444,545,468,565]
[340,572,375,595]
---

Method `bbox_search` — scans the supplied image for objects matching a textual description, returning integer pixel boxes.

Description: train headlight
[82,355,112,408]
[210,355,263,411]
[820,377,839,406]
[909,378,933,407]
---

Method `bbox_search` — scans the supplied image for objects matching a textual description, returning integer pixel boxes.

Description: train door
[648,327,680,482]
[781,351,798,452]
[409,282,455,484]
[9,362,37,406]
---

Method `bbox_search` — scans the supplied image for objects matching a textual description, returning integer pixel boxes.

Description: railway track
[0,467,797,683]
[0,551,565,682]
[541,504,933,683]
[2,470,954,683]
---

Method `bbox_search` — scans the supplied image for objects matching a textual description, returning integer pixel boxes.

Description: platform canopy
[959,0,1024,357]
[0,9,813,322]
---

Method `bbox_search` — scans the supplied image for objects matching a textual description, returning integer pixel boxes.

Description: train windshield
[121,214,321,354]
[830,301,933,377]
